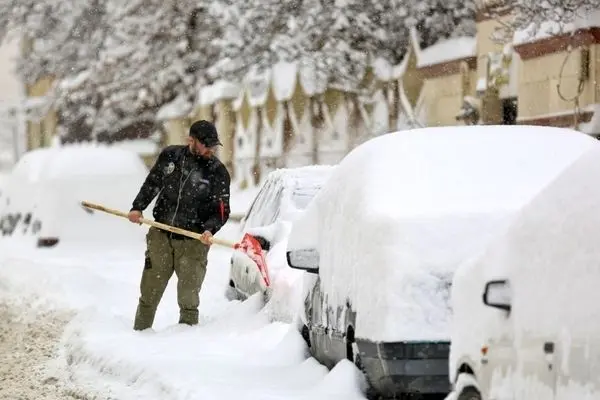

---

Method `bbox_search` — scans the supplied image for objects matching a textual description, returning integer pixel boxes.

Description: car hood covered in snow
[288,125,598,342]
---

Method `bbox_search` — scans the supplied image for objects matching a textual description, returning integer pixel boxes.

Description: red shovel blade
[234,233,271,287]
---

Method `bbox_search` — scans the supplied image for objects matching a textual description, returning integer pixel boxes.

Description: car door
[479,279,518,400]
[307,276,338,368]
[511,336,557,400]
[231,178,283,296]
[480,278,558,400]
[479,329,517,400]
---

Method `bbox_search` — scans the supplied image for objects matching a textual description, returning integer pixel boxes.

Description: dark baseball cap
[189,120,222,147]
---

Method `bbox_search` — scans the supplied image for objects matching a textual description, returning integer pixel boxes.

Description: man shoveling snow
[127,120,231,331]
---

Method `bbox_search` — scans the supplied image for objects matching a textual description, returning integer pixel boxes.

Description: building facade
[23,3,600,187]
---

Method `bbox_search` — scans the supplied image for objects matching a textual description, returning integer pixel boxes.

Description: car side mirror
[286,249,319,274]
[482,279,512,312]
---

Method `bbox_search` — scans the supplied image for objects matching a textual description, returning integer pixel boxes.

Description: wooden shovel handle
[81,201,237,248]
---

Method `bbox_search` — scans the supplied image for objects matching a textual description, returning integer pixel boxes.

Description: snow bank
[0,144,150,249]
[513,10,600,45]
[417,36,477,68]
[58,309,367,400]
[0,219,367,399]
[288,125,598,342]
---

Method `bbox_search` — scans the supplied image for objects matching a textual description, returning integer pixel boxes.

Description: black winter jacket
[131,145,231,236]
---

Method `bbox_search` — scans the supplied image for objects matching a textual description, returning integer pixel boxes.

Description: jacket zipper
[171,154,192,226]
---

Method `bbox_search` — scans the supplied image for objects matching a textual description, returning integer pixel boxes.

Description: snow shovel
[80,200,271,287]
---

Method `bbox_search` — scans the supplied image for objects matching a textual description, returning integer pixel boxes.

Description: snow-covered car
[0,144,151,250]
[226,165,335,303]
[285,125,598,399]
[448,139,600,399]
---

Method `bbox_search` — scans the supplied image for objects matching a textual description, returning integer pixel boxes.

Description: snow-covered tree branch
[0,0,479,140]
[512,0,600,29]
[482,0,600,43]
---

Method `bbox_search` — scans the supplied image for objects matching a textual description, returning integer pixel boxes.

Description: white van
[448,144,600,399]
[285,125,598,399]
[0,144,150,250]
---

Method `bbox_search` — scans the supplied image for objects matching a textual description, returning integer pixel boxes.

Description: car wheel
[300,324,311,348]
[345,326,380,400]
[345,325,356,362]
[457,386,481,400]
[225,281,240,301]
[354,353,381,400]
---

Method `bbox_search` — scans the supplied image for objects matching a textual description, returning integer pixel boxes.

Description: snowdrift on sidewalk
[0,218,368,399]
[288,125,598,342]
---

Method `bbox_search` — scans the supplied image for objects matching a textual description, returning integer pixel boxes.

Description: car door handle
[543,342,554,354]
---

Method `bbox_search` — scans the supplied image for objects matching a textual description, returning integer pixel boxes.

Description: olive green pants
[133,227,209,331]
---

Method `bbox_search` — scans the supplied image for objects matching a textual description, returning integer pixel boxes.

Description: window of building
[502,98,518,125]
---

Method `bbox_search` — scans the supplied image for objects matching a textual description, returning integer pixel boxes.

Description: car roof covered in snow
[243,165,336,229]
[287,125,599,342]
[263,164,336,188]
[289,125,597,252]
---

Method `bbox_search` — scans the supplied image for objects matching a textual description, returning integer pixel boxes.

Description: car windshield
[291,185,322,210]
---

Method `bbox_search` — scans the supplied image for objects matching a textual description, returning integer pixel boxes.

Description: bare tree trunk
[280,101,294,168]
[310,96,324,165]
[252,107,263,185]
[387,81,400,132]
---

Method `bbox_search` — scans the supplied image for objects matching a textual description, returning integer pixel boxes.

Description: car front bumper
[356,339,451,396]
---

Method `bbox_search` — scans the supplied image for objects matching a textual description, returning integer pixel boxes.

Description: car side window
[268,186,284,225]
[244,178,285,229]
[243,188,266,230]
[244,180,275,229]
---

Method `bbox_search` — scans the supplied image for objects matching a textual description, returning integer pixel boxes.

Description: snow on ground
[0,302,79,400]
[230,181,263,217]
[0,214,366,398]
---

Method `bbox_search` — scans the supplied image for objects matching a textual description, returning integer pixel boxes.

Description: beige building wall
[513,25,600,128]
[421,69,477,127]
[518,48,595,121]
[475,15,515,79]
[25,76,57,150]
[402,49,424,108]
[215,99,236,176]
[163,118,190,146]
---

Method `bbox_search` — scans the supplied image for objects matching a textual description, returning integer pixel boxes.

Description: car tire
[345,326,380,399]
[225,283,240,301]
[300,324,311,348]
[457,386,481,400]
